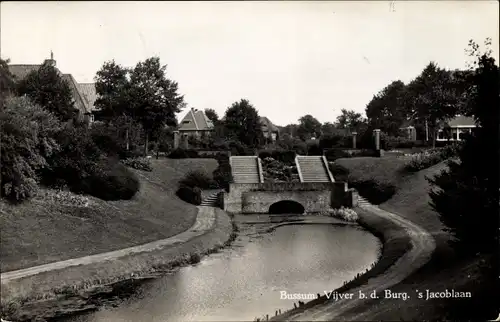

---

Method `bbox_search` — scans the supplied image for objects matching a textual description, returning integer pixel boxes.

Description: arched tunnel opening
[269,200,305,214]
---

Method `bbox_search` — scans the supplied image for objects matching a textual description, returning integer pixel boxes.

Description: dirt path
[283,202,436,321]
[0,206,215,284]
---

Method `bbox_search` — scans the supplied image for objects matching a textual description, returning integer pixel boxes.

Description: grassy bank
[1,208,237,322]
[0,158,218,272]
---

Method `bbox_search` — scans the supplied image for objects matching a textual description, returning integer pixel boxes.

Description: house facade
[436,115,477,141]
[8,54,95,124]
[178,108,215,138]
[259,116,279,141]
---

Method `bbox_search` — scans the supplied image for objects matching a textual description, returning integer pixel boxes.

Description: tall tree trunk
[144,133,149,157]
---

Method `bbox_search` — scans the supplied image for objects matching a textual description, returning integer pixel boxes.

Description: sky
[1,1,498,126]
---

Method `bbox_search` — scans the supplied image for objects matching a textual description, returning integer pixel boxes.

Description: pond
[63,222,381,322]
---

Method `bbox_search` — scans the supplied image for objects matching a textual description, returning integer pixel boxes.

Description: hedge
[176,186,202,205]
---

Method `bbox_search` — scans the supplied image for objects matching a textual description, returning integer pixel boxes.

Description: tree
[320,122,337,136]
[204,108,219,125]
[297,114,321,140]
[335,109,365,131]
[0,58,15,100]
[365,80,409,136]
[0,96,61,202]
[128,57,186,156]
[282,123,299,138]
[223,99,264,148]
[16,61,78,123]
[427,39,499,255]
[94,60,134,149]
[405,62,459,147]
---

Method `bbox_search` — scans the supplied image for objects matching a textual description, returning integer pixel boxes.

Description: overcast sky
[1,1,498,126]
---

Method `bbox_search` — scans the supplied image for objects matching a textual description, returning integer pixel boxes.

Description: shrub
[176,186,202,205]
[380,133,416,150]
[261,157,299,183]
[179,170,219,189]
[0,96,61,202]
[328,162,350,182]
[258,150,296,165]
[319,134,348,150]
[404,144,461,172]
[168,148,199,159]
[77,160,140,201]
[307,142,322,155]
[213,158,233,191]
[324,148,350,161]
[331,206,359,222]
[121,158,153,172]
[348,179,396,205]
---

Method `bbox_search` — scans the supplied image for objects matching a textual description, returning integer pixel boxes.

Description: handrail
[295,155,304,183]
[256,156,265,183]
[321,155,335,182]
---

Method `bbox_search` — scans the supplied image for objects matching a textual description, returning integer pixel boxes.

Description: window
[183,120,190,124]
[437,130,445,140]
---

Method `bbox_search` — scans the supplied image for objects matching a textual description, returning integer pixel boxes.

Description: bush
[319,134,348,150]
[179,170,219,189]
[404,144,461,172]
[331,206,359,222]
[324,148,350,161]
[348,179,396,205]
[0,96,61,202]
[176,186,202,205]
[77,160,140,201]
[121,158,153,172]
[168,148,199,159]
[328,162,350,182]
[307,141,322,155]
[258,150,296,165]
[380,133,416,150]
[212,158,233,191]
[261,157,300,183]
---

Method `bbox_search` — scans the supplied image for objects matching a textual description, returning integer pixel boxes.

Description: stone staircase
[230,156,263,184]
[295,155,334,183]
[200,191,223,207]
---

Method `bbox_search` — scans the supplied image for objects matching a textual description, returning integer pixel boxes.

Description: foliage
[223,99,264,147]
[204,108,219,125]
[320,122,337,136]
[324,149,350,162]
[258,150,296,165]
[405,62,460,147]
[0,96,62,202]
[427,39,499,254]
[179,170,218,189]
[349,179,396,205]
[0,57,15,98]
[77,161,140,201]
[319,134,348,151]
[335,109,366,131]
[328,162,350,182]
[168,148,200,159]
[365,80,409,136]
[331,206,359,222]
[121,157,153,172]
[297,114,322,140]
[16,61,79,123]
[380,133,418,150]
[306,141,322,155]
[261,157,300,183]
[176,186,202,205]
[212,157,233,191]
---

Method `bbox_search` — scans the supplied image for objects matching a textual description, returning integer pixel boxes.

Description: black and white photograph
[0,1,498,321]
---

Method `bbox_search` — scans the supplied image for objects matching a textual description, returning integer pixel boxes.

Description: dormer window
[183,120,190,124]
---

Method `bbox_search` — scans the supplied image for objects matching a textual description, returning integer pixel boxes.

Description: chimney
[44,50,56,67]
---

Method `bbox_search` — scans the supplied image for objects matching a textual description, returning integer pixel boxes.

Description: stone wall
[223,181,353,214]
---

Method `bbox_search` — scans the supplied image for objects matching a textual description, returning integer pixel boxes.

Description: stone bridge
[223,182,357,214]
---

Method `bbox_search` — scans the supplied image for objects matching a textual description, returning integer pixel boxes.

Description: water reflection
[66,224,380,322]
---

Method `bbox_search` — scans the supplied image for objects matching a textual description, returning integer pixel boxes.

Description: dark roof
[179,108,214,131]
[61,74,90,116]
[8,64,41,80]
[259,116,279,133]
[78,83,98,112]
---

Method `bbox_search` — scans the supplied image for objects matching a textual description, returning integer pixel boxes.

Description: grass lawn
[335,156,497,321]
[0,158,218,272]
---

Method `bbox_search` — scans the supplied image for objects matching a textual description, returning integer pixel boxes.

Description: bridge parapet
[223,182,352,214]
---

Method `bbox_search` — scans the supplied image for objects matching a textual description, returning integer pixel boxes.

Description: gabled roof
[62,74,90,115]
[259,116,279,133]
[179,108,214,131]
[77,83,98,112]
[8,64,41,80]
